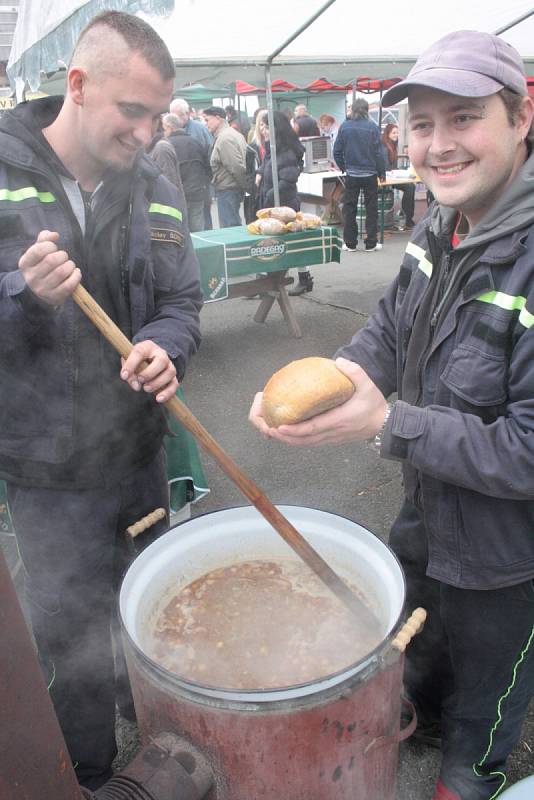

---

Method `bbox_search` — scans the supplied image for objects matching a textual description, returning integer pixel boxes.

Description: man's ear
[67,66,86,106]
[517,95,534,141]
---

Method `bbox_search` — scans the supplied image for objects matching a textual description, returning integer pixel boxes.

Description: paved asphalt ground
[3,209,533,797]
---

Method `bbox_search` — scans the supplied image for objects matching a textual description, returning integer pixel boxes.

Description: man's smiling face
[78,51,173,176]
[408,87,531,228]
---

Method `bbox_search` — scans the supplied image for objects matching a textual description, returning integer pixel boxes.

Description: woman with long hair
[256,111,312,295]
[243,109,268,224]
[257,110,304,210]
[250,108,268,159]
[381,123,416,229]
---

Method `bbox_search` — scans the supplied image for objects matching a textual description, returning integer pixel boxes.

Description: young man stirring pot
[0,11,202,791]
[250,30,534,800]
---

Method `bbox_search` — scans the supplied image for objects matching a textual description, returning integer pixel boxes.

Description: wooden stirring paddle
[72,284,378,629]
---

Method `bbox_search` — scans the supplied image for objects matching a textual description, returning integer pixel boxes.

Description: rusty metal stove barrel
[120,505,416,800]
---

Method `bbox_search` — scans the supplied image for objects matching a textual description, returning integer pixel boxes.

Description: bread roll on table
[262,357,355,427]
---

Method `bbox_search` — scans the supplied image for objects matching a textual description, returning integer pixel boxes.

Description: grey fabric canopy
[8,0,534,98]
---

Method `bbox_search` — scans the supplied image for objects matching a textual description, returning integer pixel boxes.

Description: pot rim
[120,504,406,704]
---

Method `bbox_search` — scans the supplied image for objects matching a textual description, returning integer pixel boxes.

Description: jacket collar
[423,204,528,269]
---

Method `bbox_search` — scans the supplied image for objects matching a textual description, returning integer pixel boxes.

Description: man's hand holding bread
[249,356,388,447]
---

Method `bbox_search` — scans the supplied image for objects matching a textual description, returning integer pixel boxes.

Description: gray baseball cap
[382,30,527,107]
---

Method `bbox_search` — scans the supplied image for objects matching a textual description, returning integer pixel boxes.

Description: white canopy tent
[7,0,534,204]
[8,0,534,96]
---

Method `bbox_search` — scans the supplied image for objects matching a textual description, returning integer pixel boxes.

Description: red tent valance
[234,76,401,95]
[355,77,402,93]
[305,78,350,92]
[235,78,297,94]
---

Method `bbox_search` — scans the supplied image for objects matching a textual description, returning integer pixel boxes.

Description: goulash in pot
[147,559,381,690]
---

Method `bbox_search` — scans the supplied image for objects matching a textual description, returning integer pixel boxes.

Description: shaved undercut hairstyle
[71,10,175,81]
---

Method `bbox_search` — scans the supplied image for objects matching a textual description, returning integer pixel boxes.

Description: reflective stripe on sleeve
[0,187,55,203]
[149,202,182,221]
[476,290,534,329]
[405,241,433,278]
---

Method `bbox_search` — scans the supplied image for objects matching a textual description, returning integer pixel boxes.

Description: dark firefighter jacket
[0,97,202,487]
[337,151,534,589]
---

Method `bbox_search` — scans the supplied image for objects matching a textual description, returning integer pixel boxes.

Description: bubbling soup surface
[146,559,382,690]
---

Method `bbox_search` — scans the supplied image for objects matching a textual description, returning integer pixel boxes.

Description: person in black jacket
[256,111,312,296]
[293,104,320,137]
[244,141,261,224]
[292,106,321,293]
[161,112,211,231]
[0,12,202,792]
[225,104,251,139]
[256,110,304,210]
[148,116,186,202]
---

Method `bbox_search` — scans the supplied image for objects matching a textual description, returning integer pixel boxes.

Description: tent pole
[236,91,243,135]
[263,0,336,208]
[495,9,534,34]
[378,86,383,129]
[266,0,336,61]
[265,63,280,207]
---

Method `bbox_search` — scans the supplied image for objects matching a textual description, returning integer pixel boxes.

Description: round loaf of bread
[261,357,355,427]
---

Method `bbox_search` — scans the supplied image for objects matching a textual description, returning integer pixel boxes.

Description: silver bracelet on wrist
[368,402,394,455]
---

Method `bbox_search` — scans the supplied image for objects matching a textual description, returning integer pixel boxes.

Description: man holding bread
[250,30,534,800]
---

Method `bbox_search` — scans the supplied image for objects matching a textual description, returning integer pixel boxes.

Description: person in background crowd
[248,106,266,144]
[244,109,267,224]
[290,106,319,293]
[149,116,186,203]
[293,104,320,137]
[170,97,213,229]
[0,11,202,790]
[203,105,247,228]
[249,108,268,158]
[319,112,339,143]
[170,97,212,151]
[225,104,251,140]
[334,97,385,252]
[250,29,534,800]
[161,112,212,232]
[256,110,304,212]
[281,106,295,125]
[381,122,416,229]
[254,111,310,295]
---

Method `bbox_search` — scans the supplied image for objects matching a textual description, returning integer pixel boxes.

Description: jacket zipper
[430,251,453,330]
[410,249,454,509]
[411,251,454,404]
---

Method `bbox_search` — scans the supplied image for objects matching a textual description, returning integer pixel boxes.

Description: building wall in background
[0,1,19,86]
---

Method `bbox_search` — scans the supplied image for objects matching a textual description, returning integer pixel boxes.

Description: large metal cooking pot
[120,505,409,800]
